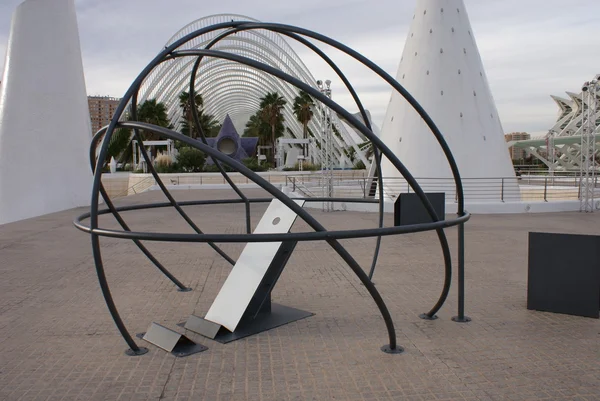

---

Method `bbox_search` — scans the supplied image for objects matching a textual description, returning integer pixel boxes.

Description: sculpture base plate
[185,303,314,344]
[419,313,438,321]
[451,315,472,323]
[381,344,404,354]
[125,347,149,356]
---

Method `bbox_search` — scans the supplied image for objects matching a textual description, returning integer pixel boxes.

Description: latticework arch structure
[136,14,368,167]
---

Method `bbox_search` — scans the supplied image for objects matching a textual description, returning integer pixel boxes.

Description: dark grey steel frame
[74,21,471,356]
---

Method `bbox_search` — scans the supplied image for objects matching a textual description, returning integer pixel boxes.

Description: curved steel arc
[171,47,454,317]
[211,22,465,216]
[96,119,401,351]
[128,93,236,265]
[87,21,259,353]
[181,22,462,315]
[87,20,465,352]
[76,208,470,242]
[187,56,252,234]
[199,26,386,282]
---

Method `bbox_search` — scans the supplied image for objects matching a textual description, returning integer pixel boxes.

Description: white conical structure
[379,0,516,201]
[0,0,92,225]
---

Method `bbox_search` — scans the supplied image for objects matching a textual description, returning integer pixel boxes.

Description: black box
[527,232,600,318]
[394,192,445,226]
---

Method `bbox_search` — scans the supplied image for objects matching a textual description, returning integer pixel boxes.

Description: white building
[378,0,517,201]
[509,78,600,171]
[0,0,92,225]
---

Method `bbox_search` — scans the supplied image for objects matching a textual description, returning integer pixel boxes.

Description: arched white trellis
[134,14,369,168]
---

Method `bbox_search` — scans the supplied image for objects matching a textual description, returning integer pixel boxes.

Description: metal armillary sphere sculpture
[74,20,471,357]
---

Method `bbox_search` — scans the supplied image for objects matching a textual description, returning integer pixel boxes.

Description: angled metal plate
[184,315,222,339]
[204,199,305,332]
[212,303,314,343]
[140,322,208,357]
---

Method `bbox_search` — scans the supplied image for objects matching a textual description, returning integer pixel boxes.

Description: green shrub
[353,160,366,170]
[177,147,206,172]
[293,161,319,171]
[242,158,268,172]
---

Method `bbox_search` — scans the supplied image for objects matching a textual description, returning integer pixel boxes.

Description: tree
[293,90,315,157]
[179,91,221,138]
[259,92,287,163]
[244,112,271,146]
[179,91,202,139]
[177,147,205,172]
[103,100,170,164]
[135,99,172,158]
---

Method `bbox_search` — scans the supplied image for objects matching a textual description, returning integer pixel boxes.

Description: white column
[379,0,517,201]
[0,0,92,224]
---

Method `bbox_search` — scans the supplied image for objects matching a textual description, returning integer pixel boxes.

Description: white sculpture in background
[0,0,92,225]
[379,0,518,202]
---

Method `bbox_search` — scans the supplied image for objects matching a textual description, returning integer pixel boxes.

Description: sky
[1,0,599,137]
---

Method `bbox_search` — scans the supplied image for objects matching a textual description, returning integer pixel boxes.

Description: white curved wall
[379,0,516,198]
[0,0,91,225]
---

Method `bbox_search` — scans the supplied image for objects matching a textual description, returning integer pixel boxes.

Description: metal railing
[285,174,600,203]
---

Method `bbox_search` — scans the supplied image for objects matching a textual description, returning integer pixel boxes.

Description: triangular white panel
[0,0,92,224]
[379,0,516,200]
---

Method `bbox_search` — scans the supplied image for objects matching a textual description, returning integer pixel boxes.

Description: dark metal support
[130,93,236,265]
[452,222,471,323]
[80,20,471,355]
[91,233,148,356]
[88,128,189,291]
[188,56,253,234]
[90,121,404,353]
[99,185,190,291]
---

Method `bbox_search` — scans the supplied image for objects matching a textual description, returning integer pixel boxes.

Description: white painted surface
[205,199,305,332]
[379,0,517,200]
[0,0,92,225]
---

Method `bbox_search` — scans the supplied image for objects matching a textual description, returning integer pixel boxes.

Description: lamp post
[317,79,334,211]
[579,76,599,212]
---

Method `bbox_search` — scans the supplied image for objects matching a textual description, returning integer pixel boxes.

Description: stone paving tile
[0,189,600,401]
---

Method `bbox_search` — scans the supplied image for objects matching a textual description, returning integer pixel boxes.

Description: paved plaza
[1,189,599,401]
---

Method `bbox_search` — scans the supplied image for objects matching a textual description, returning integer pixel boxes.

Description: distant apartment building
[505,132,530,160]
[88,96,120,134]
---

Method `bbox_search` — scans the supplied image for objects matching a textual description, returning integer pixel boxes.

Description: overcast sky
[1,0,599,136]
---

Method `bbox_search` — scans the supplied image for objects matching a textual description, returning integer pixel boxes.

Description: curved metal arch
[194,69,307,137]
[187,24,446,313]
[154,39,311,126]
[85,21,468,356]
[145,28,318,118]
[182,46,456,318]
[138,15,363,167]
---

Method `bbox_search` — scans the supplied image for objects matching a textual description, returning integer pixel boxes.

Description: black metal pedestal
[184,241,314,342]
[186,303,313,343]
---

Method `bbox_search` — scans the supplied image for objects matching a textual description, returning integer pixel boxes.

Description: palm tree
[293,90,315,157]
[179,91,221,138]
[259,92,287,163]
[244,112,271,146]
[137,99,170,135]
[136,99,171,158]
[179,91,203,139]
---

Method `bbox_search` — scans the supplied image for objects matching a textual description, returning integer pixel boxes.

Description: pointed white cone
[379,0,517,202]
[0,0,92,225]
